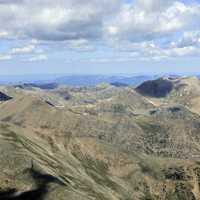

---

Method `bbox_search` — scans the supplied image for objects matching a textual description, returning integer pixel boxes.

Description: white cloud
[0,31,9,38]
[0,0,200,61]
[10,44,36,54]
[26,54,48,62]
[105,1,200,42]
[171,31,200,48]
[110,39,200,61]
[0,0,200,45]
[0,0,121,41]
[0,42,46,62]
[136,0,174,12]
[0,54,12,61]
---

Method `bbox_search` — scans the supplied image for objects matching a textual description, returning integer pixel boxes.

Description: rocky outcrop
[0,92,12,101]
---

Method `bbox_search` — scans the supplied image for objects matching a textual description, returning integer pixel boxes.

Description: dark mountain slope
[0,91,12,101]
[136,78,174,97]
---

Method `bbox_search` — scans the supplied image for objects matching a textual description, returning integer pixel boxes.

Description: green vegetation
[112,104,127,113]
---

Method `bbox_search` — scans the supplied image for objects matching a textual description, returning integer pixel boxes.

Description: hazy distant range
[0,73,199,87]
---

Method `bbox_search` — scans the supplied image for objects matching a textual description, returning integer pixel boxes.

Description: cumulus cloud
[26,54,48,62]
[0,0,199,44]
[136,0,174,12]
[171,31,200,48]
[66,39,95,51]
[0,41,45,62]
[10,44,36,54]
[0,0,200,62]
[0,0,24,4]
[0,0,121,41]
[106,1,200,43]
[0,54,12,61]
[0,31,9,38]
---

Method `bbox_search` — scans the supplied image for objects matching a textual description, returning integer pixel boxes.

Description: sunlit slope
[1,123,200,200]
[0,89,200,159]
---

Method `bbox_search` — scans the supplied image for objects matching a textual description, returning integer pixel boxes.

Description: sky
[0,0,200,75]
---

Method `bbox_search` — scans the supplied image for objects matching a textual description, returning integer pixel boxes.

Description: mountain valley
[0,76,200,200]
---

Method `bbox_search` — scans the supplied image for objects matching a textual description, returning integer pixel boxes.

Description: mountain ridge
[0,76,200,199]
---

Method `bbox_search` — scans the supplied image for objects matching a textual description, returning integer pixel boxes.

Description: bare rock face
[0,92,12,101]
[136,78,173,97]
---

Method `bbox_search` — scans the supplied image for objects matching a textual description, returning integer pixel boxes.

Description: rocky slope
[0,91,12,102]
[0,77,200,199]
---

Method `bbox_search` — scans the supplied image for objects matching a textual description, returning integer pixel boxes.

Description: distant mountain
[110,82,129,87]
[0,74,157,87]
[15,82,58,90]
[0,74,198,86]
[55,75,157,86]
[0,74,62,85]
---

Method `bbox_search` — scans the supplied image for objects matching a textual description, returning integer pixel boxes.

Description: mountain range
[0,76,200,199]
[0,74,166,86]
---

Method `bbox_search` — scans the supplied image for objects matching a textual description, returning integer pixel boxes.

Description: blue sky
[0,0,200,75]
